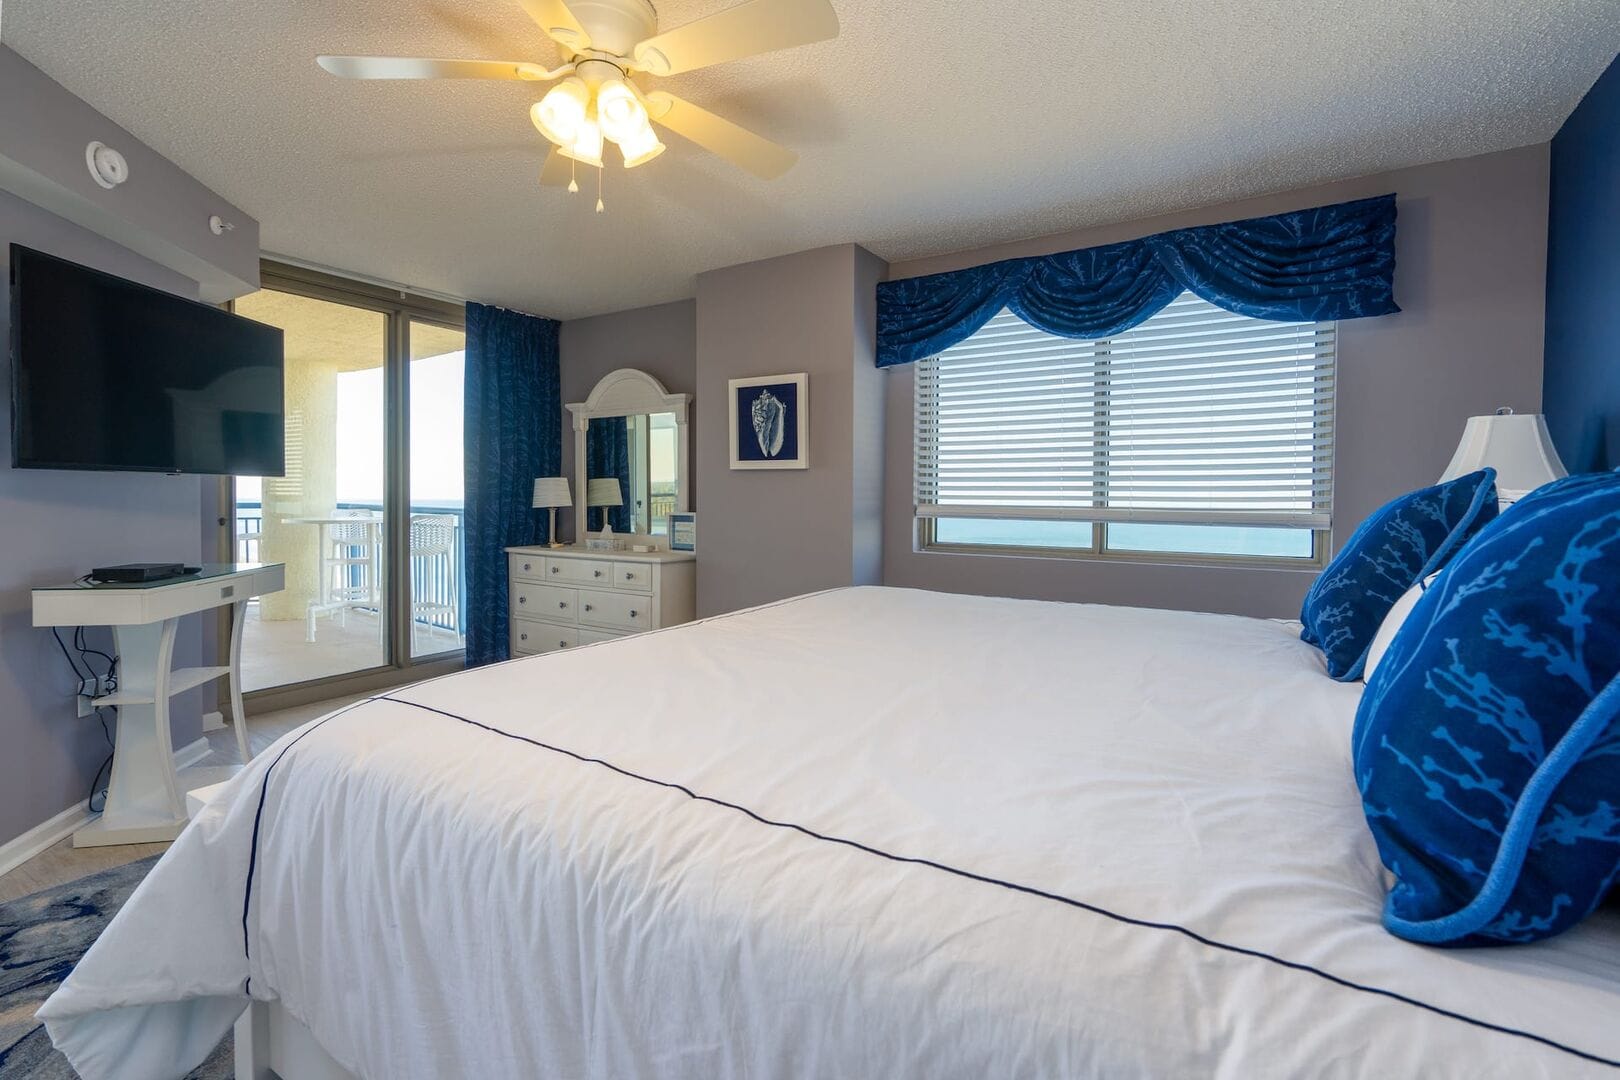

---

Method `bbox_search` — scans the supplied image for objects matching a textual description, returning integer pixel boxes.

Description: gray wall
[694,244,884,616]
[0,44,259,301]
[0,188,211,843]
[851,247,887,589]
[558,298,697,542]
[881,144,1551,618]
[0,47,257,845]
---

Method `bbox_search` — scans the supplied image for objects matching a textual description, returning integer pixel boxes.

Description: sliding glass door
[227,265,465,698]
[407,320,467,659]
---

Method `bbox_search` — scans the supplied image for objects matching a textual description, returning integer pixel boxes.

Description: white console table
[32,562,285,847]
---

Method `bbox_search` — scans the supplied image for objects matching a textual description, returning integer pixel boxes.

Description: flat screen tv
[9,245,285,475]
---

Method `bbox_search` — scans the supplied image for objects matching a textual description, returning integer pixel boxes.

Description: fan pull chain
[596,165,605,213]
[567,156,578,194]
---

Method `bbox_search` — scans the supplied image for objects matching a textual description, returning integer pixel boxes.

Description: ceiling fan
[317,0,839,207]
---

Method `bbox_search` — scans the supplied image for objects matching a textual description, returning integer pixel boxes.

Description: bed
[39,587,1620,1078]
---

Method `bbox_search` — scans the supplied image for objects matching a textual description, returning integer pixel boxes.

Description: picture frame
[729,373,808,470]
[668,512,697,552]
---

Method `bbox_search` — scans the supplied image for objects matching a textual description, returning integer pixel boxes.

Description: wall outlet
[75,675,112,717]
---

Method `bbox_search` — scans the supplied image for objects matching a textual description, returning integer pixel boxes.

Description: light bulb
[596,80,648,144]
[560,116,603,168]
[530,77,588,146]
[618,121,665,168]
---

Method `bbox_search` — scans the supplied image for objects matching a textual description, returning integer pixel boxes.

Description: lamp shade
[587,478,623,508]
[532,477,571,509]
[1439,410,1568,502]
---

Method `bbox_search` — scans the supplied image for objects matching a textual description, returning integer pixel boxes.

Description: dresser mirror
[567,369,691,545]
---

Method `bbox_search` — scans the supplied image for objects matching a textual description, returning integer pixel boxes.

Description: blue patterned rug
[0,855,232,1079]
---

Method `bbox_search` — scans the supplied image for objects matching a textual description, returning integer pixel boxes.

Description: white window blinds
[915,293,1336,528]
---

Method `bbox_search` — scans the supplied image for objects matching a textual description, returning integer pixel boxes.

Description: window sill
[918,541,1326,574]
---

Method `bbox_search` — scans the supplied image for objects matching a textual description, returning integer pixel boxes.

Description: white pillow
[1363,573,1439,681]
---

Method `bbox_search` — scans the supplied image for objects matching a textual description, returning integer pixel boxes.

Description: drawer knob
[593,570,603,577]
[559,640,569,648]
[558,601,567,609]
[550,566,559,574]
[584,604,593,611]
[625,572,634,580]
[520,633,528,641]
[523,562,532,572]
[518,596,526,605]
[629,609,638,618]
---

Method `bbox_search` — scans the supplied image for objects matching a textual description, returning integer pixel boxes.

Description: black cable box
[90,563,194,583]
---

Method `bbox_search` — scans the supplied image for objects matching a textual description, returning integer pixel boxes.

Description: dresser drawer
[577,588,650,632]
[545,557,614,586]
[509,553,547,582]
[577,627,628,645]
[512,620,578,655]
[612,562,653,592]
[510,581,578,623]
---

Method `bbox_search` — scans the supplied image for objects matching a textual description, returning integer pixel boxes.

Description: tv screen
[9,245,285,476]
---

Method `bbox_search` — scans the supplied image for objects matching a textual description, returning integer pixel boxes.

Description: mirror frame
[565,368,691,541]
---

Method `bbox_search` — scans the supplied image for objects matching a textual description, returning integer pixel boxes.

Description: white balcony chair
[305,510,384,644]
[409,514,460,653]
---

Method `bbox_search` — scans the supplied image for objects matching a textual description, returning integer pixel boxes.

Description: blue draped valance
[876,193,1399,367]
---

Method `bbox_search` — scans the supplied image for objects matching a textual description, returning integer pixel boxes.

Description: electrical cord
[53,625,119,812]
[74,624,118,680]
[52,626,87,682]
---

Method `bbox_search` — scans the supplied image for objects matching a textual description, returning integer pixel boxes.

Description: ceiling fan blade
[644,91,797,180]
[317,55,555,81]
[540,146,576,187]
[630,0,838,76]
[515,0,593,51]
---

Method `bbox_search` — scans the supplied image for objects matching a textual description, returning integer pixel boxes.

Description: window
[916,293,1334,564]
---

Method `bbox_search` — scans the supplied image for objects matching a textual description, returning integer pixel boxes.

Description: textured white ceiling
[3,1,1616,318]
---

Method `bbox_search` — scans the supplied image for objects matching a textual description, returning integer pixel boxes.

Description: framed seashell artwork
[728,373,809,470]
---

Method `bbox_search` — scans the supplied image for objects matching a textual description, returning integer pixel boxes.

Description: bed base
[235,1000,358,1080]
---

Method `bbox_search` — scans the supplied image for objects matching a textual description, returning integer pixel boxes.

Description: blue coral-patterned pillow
[1353,471,1620,945]
[1300,469,1499,680]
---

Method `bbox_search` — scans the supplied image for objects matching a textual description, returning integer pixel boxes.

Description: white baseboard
[174,736,211,769]
[0,802,95,879]
[202,710,226,733]
[0,737,216,877]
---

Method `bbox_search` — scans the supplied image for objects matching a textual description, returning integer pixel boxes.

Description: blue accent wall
[1544,55,1620,473]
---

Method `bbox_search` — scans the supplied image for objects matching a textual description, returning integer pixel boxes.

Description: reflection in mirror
[588,412,679,535]
[586,417,630,533]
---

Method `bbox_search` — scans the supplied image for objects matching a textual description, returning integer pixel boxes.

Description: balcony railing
[235,501,466,634]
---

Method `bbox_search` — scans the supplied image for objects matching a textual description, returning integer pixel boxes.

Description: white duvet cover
[40,587,1620,1078]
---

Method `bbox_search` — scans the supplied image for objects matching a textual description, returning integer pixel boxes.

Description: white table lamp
[587,478,623,535]
[532,477,571,549]
[1439,408,1568,506]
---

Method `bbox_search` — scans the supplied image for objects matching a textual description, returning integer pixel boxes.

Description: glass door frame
[215,259,467,714]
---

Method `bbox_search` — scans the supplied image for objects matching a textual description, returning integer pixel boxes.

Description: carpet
[0,855,232,1079]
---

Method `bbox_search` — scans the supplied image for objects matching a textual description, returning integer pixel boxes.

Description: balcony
[236,501,464,692]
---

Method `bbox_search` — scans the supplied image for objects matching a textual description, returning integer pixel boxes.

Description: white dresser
[506,545,696,656]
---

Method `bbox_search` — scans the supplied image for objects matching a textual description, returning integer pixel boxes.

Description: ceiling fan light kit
[317,0,839,209]
[531,58,665,176]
